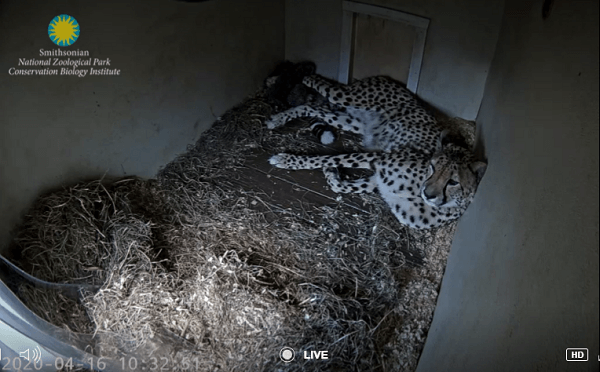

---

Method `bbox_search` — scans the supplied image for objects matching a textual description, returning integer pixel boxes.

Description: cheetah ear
[437,129,452,151]
[469,161,487,183]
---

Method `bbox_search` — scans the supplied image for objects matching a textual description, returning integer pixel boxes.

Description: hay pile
[6,86,463,371]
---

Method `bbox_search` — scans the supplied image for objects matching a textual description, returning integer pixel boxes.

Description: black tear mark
[542,0,554,20]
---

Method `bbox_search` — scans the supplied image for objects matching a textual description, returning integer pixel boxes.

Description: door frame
[338,1,430,93]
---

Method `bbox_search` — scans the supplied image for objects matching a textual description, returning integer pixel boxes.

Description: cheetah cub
[267,75,487,229]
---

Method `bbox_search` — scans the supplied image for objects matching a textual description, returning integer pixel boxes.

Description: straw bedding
[6,79,473,371]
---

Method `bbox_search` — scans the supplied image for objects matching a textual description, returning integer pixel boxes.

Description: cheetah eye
[447,179,459,186]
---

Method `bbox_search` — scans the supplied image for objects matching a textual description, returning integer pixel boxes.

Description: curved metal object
[0,254,101,299]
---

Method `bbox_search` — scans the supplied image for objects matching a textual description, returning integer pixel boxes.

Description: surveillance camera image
[0,0,597,371]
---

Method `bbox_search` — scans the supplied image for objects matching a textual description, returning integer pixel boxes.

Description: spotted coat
[267,75,487,229]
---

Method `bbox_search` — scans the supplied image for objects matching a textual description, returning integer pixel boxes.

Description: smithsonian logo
[48,14,80,46]
[7,14,121,77]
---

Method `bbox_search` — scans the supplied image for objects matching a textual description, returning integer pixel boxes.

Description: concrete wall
[284,0,504,120]
[417,1,599,371]
[0,0,284,252]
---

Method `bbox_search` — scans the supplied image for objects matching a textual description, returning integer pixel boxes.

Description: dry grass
[6,87,467,371]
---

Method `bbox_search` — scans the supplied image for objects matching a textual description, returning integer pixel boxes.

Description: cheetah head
[420,130,487,210]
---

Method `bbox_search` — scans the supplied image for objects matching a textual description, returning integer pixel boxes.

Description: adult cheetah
[266,74,486,229]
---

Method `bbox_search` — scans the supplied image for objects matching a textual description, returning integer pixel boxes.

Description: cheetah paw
[268,154,290,168]
[302,75,315,86]
[323,167,340,179]
[323,167,344,192]
[265,113,285,129]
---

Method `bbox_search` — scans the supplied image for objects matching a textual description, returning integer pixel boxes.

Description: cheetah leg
[302,75,352,106]
[302,75,347,93]
[269,152,377,170]
[302,75,381,113]
[323,168,377,194]
[265,105,364,134]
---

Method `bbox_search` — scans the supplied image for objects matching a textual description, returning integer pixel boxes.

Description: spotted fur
[267,75,487,229]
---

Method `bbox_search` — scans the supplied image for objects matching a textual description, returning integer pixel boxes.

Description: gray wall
[285,0,504,120]
[417,1,599,371]
[285,0,344,85]
[0,0,284,252]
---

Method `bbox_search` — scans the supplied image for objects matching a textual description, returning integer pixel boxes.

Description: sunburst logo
[48,15,80,47]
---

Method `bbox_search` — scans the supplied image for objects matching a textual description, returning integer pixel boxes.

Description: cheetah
[266,74,487,229]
